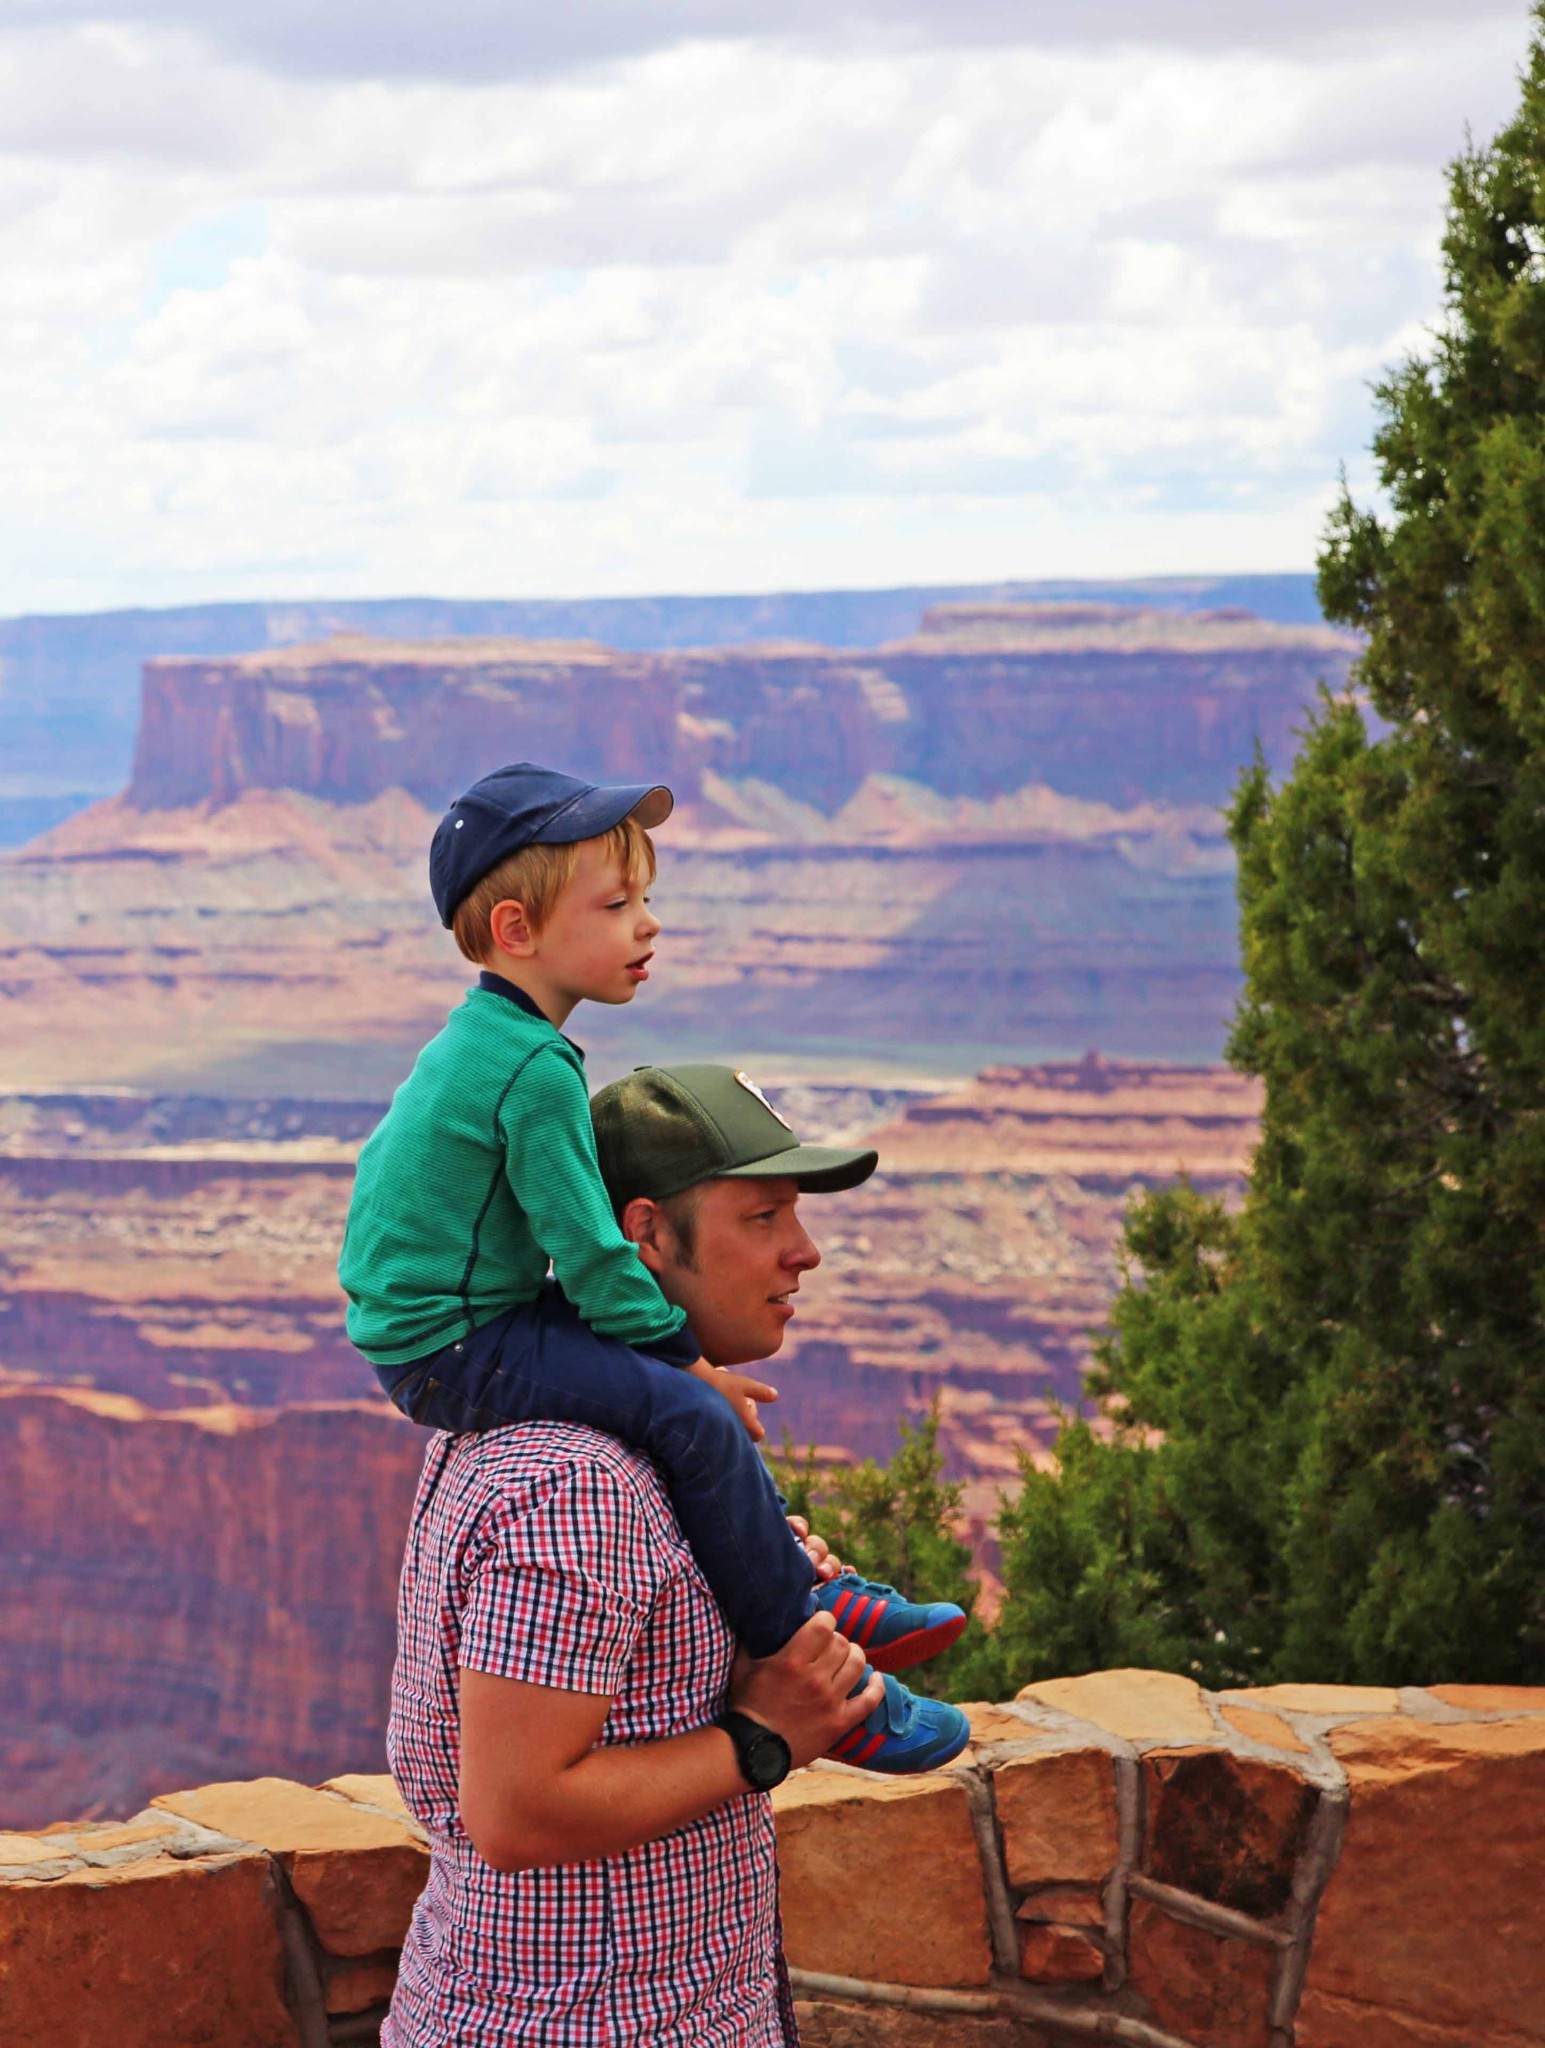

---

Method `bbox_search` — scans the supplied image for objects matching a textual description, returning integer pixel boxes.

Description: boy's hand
[687,1358,779,1442]
[786,1513,843,1582]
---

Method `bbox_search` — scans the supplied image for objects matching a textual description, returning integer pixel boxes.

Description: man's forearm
[465,1719,746,1873]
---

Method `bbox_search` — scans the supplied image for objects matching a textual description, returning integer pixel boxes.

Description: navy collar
[478,972,585,1060]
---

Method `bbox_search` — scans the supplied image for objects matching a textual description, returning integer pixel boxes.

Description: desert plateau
[0,594,1305,1824]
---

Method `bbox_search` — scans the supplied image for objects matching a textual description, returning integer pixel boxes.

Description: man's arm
[459,1612,878,1872]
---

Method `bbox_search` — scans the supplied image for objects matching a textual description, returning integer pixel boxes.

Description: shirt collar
[477,971,585,1060]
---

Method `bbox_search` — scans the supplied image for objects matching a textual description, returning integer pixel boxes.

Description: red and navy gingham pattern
[383,1423,796,2047]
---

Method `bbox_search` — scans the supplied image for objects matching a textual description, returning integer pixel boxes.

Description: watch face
[741,1736,774,1785]
[721,1712,791,1790]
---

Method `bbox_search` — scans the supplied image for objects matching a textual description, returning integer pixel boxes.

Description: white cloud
[0,7,1533,610]
[5,0,1529,84]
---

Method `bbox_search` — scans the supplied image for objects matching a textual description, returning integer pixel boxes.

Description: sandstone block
[1303,1716,1545,2043]
[1019,1922,1103,1984]
[321,1772,416,1822]
[1220,1703,1312,1755]
[153,1776,429,1955]
[961,1704,1039,1748]
[1126,1894,1275,2048]
[773,1771,991,1987]
[0,1849,296,2046]
[1017,1667,1214,1745]
[1015,1882,1104,1927]
[1297,1986,1542,2048]
[993,1747,1118,1889]
[1426,1685,1545,1715]
[72,1821,177,1856]
[1143,1747,1317,1919]
[0,1832,69,1869]
[795,1999,1043,2048]
[325,1959,400,2014]
[1226,1682,1399,1717]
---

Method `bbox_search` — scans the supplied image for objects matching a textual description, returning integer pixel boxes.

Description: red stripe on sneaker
[829,1727,868,1760]
[857,1601,886,1647]
[845,1732,886,1767]
[842,1595,871,1636]
[830,1589,855,1626]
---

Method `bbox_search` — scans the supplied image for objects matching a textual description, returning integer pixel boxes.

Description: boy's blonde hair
[451,815,657,964]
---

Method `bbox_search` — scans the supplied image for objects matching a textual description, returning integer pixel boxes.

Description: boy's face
[519,838,660,1009]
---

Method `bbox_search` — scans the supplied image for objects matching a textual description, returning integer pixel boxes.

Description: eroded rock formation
[0,1390,420,1828]
[0,1064,1255,1461]
[126,605,1355,815]
[0,1067,1258,1824]
[0,605,1351,1088]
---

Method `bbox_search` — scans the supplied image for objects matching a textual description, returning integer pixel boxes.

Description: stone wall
[3,1671,1541,2047]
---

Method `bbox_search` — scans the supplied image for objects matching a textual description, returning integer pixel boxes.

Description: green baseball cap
[591,1063,878,1209]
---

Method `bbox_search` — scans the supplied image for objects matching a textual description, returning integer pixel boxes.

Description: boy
[340,762,968,1773]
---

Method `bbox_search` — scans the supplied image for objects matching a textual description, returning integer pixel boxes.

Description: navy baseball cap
[430,762,674,927]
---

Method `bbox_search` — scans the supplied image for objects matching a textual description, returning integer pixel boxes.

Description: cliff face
[2,603,1349,1091]
[0,1063,1253,1452]
[127,604,1355,815]
[0,1389,421,1828]
[0,1065,1257,1824]
[0,574,1326,813]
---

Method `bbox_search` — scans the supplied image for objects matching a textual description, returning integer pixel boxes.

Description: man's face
[631,1175,821,1367]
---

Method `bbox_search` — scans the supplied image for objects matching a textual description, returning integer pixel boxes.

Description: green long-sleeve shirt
[339,974,688,1368]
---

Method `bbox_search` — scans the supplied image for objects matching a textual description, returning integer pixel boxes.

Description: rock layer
[0,1065,1260,1822]
[1,604,1353,1089]
[126,607,1355,815]
[0,1389,421,1828]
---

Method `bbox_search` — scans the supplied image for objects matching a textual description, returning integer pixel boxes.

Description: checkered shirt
[383,1423,797,2047]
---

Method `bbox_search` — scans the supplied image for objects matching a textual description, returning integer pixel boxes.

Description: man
[383,1064,969,2046]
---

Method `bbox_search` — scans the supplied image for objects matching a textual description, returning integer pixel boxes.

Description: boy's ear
[488,899,536,957]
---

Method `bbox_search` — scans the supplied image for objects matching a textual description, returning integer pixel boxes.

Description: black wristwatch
[716,1710,792,1791]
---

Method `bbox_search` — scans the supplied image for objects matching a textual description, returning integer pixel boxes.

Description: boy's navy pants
[378,1282,817,1659]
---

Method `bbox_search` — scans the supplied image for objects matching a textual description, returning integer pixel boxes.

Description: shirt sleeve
[500,1043,690,1349]
[459,1455,657,1696]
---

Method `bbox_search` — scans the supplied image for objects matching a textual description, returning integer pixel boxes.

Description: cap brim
[717,1143,878,1193]
[532,782,674,843]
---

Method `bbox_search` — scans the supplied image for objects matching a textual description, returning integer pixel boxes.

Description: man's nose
[783,1222,820,1273]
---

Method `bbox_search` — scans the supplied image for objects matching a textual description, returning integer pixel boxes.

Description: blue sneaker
[826,1672,971,1774]
[815,1571,967,1674]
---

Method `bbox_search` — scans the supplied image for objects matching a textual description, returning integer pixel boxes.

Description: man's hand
[729,1612,882,1769]
[687,1357,779,1442]
[786,1513,843,1582]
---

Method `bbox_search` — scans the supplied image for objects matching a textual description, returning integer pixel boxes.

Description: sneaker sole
[864,1613,968,1675]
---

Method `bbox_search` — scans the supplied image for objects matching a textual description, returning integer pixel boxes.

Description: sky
[0,0,1534,612]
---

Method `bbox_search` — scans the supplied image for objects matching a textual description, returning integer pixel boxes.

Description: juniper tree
[988,14,1545,1687]
[772,1407,990,1698]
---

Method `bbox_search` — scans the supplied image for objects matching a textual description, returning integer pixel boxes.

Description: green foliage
[980,1186,1295,1695]
[989,16,1545,1686]
[770,1406,991,1699]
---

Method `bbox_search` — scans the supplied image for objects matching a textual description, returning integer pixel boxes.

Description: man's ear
[488,898,536,957]
[621,1195,666,1271]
